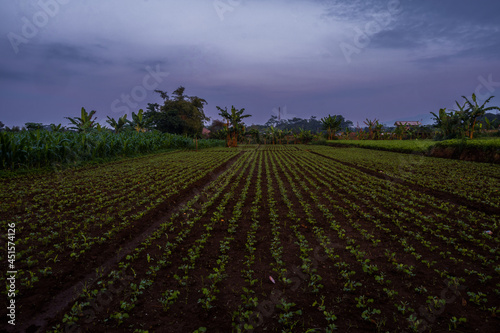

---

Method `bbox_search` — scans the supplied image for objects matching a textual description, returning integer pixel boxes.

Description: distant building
[394,121,421,126]
[202,127,211,138]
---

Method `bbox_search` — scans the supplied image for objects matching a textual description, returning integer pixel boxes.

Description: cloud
[0,0,499,127]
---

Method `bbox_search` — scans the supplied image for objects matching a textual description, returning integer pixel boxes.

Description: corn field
[0,130,224,170]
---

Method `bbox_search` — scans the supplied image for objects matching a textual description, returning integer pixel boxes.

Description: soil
[4,148,499,333]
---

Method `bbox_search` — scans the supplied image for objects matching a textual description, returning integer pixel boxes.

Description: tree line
[1,89,498,144]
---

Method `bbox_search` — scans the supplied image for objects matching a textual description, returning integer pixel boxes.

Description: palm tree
[66,107,97,132]
[321,115,342,140]
[216,106,251,147]
[106,114,128,133]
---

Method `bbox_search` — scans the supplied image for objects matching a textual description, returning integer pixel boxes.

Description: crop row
[0,130,224,170]
[47,151,256,332]
[15,147,500,332]
[307,145,500,208]
[271,150,499,331]
[0,150,238,294]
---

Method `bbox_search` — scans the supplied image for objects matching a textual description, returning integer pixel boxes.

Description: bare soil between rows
[13,152,243,333]
[5,149,499,333]
[309,150,500,215]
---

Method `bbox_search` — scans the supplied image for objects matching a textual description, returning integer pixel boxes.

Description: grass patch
[434,137,500,152]
[326,139,435,153]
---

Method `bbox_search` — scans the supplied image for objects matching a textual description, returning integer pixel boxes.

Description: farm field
[326,140,436,153]
[2,145,499,333]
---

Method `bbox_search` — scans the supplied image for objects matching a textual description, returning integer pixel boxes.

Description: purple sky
[1,0,500,128]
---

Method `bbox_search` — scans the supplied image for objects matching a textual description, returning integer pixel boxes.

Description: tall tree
[25,122,44,131]
[145,87,209,136]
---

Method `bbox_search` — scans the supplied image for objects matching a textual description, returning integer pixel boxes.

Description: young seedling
[448,316,467,330]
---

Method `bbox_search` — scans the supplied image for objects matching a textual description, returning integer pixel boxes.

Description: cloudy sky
[1,0,500,128]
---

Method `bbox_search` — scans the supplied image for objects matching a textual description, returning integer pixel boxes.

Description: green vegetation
[65,107,98,132]
[216,105,252,147]
[325,137,500,160]
[431,94,500,140]
[307,145,500,207]
[326,139,435,153]
[144,86,209,137]
[434,137,500,152]
[7,146,496,332]
[320,114,342,140]
[0,130,224,171]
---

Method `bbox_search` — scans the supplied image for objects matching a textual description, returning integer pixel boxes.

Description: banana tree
[461,94,500,139]
[248,128,260,144]
[217,106,251,147]
[373,121,384,140]
[363,118,379,139]
[321,114,342,140]
[50,124,64,132]
[431,107,465,139]
[127,109,151,132]
[283,129,292,144]
[268,126,277,145]
[106,114,128,134]
[66,107,97,132]
[393,125,406,140]
[483,117,499,131]
[298,128,313,144]
[341,127,352,140]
